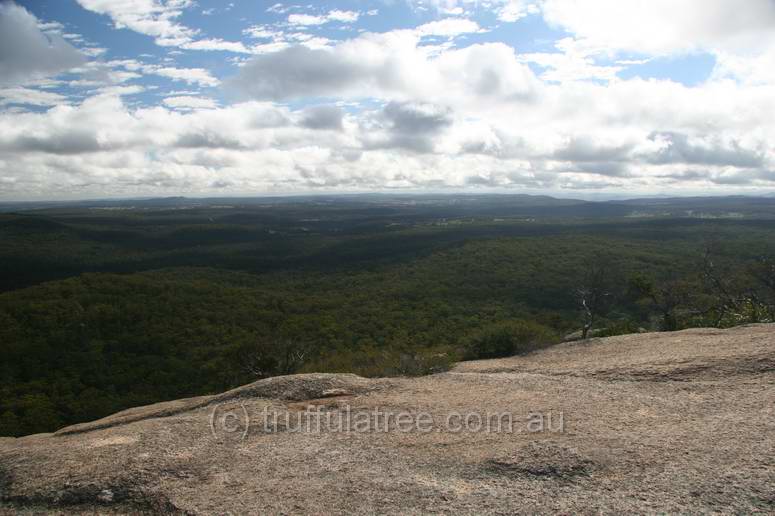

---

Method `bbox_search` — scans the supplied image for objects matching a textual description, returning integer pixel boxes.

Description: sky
[2,0,775,200]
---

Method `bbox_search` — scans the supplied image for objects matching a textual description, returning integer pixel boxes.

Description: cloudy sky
[2,0,775,200]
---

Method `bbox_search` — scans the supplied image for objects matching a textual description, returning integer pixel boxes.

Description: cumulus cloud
[384,101,452,132]
[712,47,775,87]
[299,105,344,130]
[368,101,454,153]
[3,1,775,199]
[9,130,107,155]
[226,46,363,101]
[0,95,139,156]
[0,2,86,86]
[0,86,772,197]
[527,0,775,92]
[644,132,764,168]
[175,131,242,149]
[227,33,538,107]
[540,0,775,56]
[552,136,632,164]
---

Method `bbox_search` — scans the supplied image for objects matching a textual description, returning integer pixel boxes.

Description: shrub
[463,320,559,360]
[594,318,644,337]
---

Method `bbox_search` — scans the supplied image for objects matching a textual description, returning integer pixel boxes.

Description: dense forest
[2,194,775,436]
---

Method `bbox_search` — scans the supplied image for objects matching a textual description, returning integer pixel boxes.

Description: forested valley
[2,194,775,436]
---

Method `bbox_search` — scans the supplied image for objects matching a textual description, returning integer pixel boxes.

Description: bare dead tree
[575,255,615,339]
[235,340,278,380]
[279,338,310,375]
[630,273,692,331]
[748,256,775,321]
[700,245,771,326]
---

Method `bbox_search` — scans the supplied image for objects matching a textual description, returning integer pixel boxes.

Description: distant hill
[4,193,775,218]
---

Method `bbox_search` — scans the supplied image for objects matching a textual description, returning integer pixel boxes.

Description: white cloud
[93,84,145,97]
[81,47,108,57]
[267,3,289,14]
[409,0,538,20]
[74,0,251,53]
[242,25,332,53]
[74,0,197,47]
[540,0,775,56]
[37,20,65,32]
[288,9,360,26]
[298,105,344,131]
[0,87,70,107]
[153,66,219,87]
[181,38,251,54]
[4,47,774,199]
[497,0,535,22]
[326,10,360,23]
[516,1,775,86]
[532,0,775,96]
[410,0,476,14]
[0,2,86,86]
[521,38,623,83]
[415,18,483,37]
[163,96,218,110]
[4,0,775,199]
[287,14,327,26]
[227,32,537,106]
[712,50,775,86]
[243,25,282,40]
